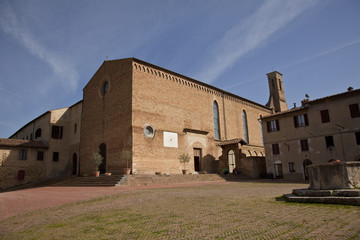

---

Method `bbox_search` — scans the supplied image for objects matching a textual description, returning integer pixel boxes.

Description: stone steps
[284,188,360,206]
[122,174,226,186]
[51,175,124,187]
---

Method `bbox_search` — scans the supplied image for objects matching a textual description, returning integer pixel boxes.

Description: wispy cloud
[0,7,79,90]
[279,38,360,70]
[195,0,319,83]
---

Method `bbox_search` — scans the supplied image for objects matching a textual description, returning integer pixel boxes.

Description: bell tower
[265,71,288,112]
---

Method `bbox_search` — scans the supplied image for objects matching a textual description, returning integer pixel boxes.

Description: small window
[288,162,295,172]
[53,152,59,162]
[320,110,330,123]
[52,126,63,139]
[300,139,309,152]
[267,119,280,132]
[325,136,335,149]
[294,114,308,128]
[144,125,155,138]
[355,132,360,145]
[19,150,27,160]
[35,128,42,138]
[74,123,77,134]
[17,170,25,181]
[272,144,280,155]
[37,151,44,161]
[349,104,360,118]
[103,81,109,96]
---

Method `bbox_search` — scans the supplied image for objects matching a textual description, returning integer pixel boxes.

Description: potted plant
[121,148,132,175]
[92,149,104,177]
[179,153,191,175]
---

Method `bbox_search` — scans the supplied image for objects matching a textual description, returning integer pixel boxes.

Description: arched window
[259,115,264,145]
[213,101,220,140]
[243,110,249,143]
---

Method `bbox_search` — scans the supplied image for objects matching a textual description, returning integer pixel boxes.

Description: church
[1,58,285,189]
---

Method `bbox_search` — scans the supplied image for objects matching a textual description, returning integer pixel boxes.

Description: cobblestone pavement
[1,181,359,239]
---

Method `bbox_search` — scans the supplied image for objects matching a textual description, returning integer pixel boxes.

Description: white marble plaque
[163,131,178,148]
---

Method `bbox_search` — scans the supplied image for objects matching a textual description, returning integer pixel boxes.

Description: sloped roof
[0,138,48,148]
[262,88,360,119]
[217,138,247,146]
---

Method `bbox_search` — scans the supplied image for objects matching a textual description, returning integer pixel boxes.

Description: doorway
[274,160,283,179]
[193,148,202,172]
[303,159,312,180]
[99,143,107,174]
[72,153,77,175]
[228,150,235,173]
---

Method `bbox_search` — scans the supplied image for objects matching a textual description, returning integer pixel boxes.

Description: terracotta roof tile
[0,138,48,148]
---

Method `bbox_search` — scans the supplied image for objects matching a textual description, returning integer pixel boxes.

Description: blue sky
[0,0,359,138]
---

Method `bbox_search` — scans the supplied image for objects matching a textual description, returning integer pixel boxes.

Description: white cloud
[280,38,360,70]
[0,8,79,90]
[195,0,319,83]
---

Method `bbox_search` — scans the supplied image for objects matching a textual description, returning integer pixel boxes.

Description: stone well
[284,162,360,206]
[308,162,360,190]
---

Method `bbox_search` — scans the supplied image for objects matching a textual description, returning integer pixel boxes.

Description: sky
[0,0,359,138]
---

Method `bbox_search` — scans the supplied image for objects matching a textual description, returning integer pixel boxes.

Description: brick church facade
[1,58,280,189]
[80,58,272,176]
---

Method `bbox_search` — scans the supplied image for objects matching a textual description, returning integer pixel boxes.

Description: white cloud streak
[0,8,79,90]
[279,38,360,70]
[195,0,319,83]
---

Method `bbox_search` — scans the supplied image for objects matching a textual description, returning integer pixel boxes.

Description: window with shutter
[320,110,330,123]
[294,114,309,128]
[272,144,280,155]
[267,120,280,132]
[300,139,309,151]
[349,104,360,118]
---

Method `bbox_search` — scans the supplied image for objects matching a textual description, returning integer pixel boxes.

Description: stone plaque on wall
[163,132,178,148]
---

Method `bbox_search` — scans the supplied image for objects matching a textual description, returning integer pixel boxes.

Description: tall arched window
[213,101,220,140]
[259,115,264,145]
[243,110,249,143]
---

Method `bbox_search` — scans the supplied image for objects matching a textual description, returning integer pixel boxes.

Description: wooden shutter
[349,104,360,118]
[267,121,271,132]
[293,116,298,128]
[304,114,309,126]
[276,119,280,131]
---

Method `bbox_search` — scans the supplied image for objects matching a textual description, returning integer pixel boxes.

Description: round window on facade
[144,125,155,138]
[102,81,109,96]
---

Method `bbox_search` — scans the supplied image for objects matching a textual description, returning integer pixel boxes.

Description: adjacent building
[262,88,360,181]
[0,101,82,189]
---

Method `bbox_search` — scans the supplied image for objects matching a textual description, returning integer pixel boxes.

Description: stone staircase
[51,174,124,187]
[122,174,226,186]
[284,188,360,206]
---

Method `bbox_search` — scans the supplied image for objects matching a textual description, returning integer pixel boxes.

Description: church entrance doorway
[193,148,202,172]
[228,150,235,173]
[72,153,77,176]
[99,143,107,174]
